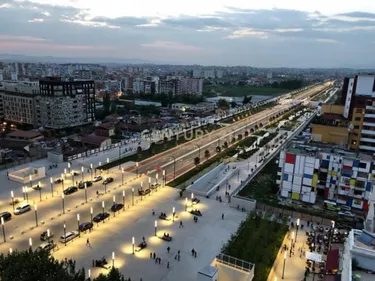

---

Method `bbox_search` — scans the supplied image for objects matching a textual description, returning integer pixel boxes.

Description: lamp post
[25,187,29,203]
[191,192,194,206]
[88,269,91,281]
[122,190,125,211]
[296,218,300,242]
[64,168,67,178]
[72,172,75,186]
[68,162,71,174]
[154,220,157,236]
[290,231,295,257]
[34,204,38,227]
[47,229,51,243]
[136,162,139,177]
[171,156,176,180]
[77,214,80,237]
[63,223,67,246]
[106,157,109,164]
[90,163,93,180]
[29,237,32,251]
[9,248,12,254]
[112,252,115,268]
[84,183,88,203]
[102,201,105,222]
[140,181,143,201]
[90,207,93,224]
[121,168,124,185]
[113,195,116,217]
[62,193,65,214]
[282,251,287,279]
[29,175,32,188]
[1,217,6,242]
[148,177,151,195]
[132,187,134,206]
[185,197,188,211]
[50,177,54,197]
[38,181,42,202]
[10,191,14,211]
[61,173,65,190]
[163,170,166,187]
[172,207,175,222]
[81,166,84,181]
[22,186,25,200]
[132,237,135,254]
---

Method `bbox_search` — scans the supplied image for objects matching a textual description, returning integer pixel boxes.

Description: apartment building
[36,77,95,129]
[159,79,181,95]
[181,78,203,95]
[277,145,373,212]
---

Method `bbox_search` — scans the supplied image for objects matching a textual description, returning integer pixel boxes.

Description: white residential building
[181,78,203,95]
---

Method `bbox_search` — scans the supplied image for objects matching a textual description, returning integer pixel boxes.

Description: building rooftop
[81,135,109,146]
[7,130,42,139]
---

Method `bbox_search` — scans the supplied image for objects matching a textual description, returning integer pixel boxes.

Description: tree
[204,150,210,159]
[194,157,200,165]
[217,99,229,110]
[230,101,237,108]
[94,267,125,281]
[216,146,221,153]
[242,95,252,105]
[136,146,143,159]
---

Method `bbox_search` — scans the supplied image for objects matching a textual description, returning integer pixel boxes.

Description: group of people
[192,209,202,215]
[163,233,170,238]
[160,212,167,218]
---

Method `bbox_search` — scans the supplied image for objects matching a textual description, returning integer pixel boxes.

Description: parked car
[92,176,102,182]
[63,186,78,195]
[79,222,93,232]
[93,212,110,223]
[59,231,79,243]
[37,241,56,252]
[103,177,114,185]
[78,181,93,189]
[338,211,355,217]
[110,203,124,212]
[0,211,12,221]
[40,231,54,241]
[14,203,31,215]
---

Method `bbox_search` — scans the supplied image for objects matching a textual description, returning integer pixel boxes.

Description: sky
[0,0,375,67]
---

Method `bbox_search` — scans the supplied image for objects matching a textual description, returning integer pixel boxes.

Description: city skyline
[0,0,375,68]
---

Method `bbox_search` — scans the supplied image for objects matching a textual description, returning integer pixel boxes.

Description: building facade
[181,78,203,95]
[277,146,374,211]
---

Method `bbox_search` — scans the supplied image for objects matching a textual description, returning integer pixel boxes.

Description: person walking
[222,213,224,220]
[179,221,183,227]
[167,262,170,269]
[167,246,170,253]
[86,238,91,247]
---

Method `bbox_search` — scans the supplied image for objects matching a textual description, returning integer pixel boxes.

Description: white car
[92,176,102,182]
[59,231,79,243]
[14,203,31,215]
[338,211,355,217]
[37,242,56,252]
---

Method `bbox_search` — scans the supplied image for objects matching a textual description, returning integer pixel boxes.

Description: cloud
[337,12,375,19]
[227,28,268,39]
[315,38,339,44]
[140,41,201,51]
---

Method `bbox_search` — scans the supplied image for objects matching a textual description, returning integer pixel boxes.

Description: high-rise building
[181,78,203,95]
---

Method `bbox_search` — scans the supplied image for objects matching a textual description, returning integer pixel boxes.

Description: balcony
[338,189,350,196]
[363,122,375,127]
[362,129,375,136]
[360,137,375,143]
[365,113,375,118]
[359,145,375,152]
[366,105,375,111]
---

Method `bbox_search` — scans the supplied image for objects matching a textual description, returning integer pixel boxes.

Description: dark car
[103,177,114,185]
[79,222,93,232]
[63,186,78,195]
[110,203,124,212]
[78,181,93,189]
[40,230,54,241]
[93,212,110,223]
[0,212,12,222]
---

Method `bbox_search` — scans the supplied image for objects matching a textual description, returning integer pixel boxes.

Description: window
[359,162,367,169]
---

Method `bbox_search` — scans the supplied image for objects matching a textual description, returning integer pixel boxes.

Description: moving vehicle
[93,212,110,223]
[59,231,79,243]
[110,203,124,212]
[0,211,12,221]
[14,203,31,215]
[40,231,54,241]
[78,181,93,189]
[92,176,102,182]
[338,211,355,217]
[103,177,114,185]
[63,186,78,195]
[79,222,93,232]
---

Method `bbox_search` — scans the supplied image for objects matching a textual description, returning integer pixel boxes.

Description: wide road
[125,82,332,181]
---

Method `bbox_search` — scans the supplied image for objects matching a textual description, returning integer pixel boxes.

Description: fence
[0,155,45,171]
[215,253,255,272]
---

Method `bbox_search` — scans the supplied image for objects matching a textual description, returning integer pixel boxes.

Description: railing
[215,253,254,272]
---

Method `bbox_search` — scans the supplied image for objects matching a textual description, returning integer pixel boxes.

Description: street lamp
[68,162,71,173]
[9,248,12,254]
[1,217,6,242]
[90,207,93,223]
[10,191,14,211]
[106,157,109,164]
[34,204,38,227]
[47,229,51,242]
[191,192,194,206]
[112,252,115,268]
[61,173,65,190]
[154,220,157,236]
[163,170,166,187]
[282,250,287,279]
[22,186,25,200]
[90,163,93,180]
[185,197,188,211]
[102,201,105,222]
[121,168,124,185]
[113,195,116,217]
[136,162,139,176]
[132,237,135,254]
[122,190,125,211]
[38,181,42,202]
[71,172,75,186]
[148,176,151,189]
[63,223,67,246]
[64,168,67,178]
[84,182,88,203]
[290,231,295,257]
[88,269,91,280]
[140,181,143,201]
[81,166,84,181]
[29,175,32,188]
[29,237,32,251]
[50,177,54,197]
[296,218,300,241]
[61,193,65,214]
[25,186,29,203]
[172,207,175,222]
[77,214,80,237]
[132,187,134,206]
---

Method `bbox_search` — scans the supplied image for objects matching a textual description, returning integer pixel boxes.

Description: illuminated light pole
[113,195,116,217]
[77,214,80,237]
[112,252,115,268]
[140,181,143,201]
[296,218,300,242]
[84,182,88,203]
[88,269,91,280]
[71,172,75,186]
[191,192,194,207]
[121,168,124,185]
[290,231,295,257]
[61,173,65,190]
[102,201,105,222]
[50,177,54,197]
[1,217,6,242]
[63,223,67,246]
[9,248,12,254]
[148,177,151,195]
[154,220,157,236]
[132,187,134,206]
[136,162,139,177]
[90,207,93,224]
[38,181,42,202]
[81,166,84,181]
[64,168,67,178]
[34,204,38,227]
[132,237,135,254]
[163,170,166,187]
[10,191,15,211]
[156,174,159,191]
[185,198,188,211]
[90,163,93,180]
[25,187,28,203]
[122,190,125,211]
[68,162,71,173]
[22,186,26,200]
[61,193,65,214]
[29,237,33,251]
[107,158,109,164]
[47,229,51,243]
[172,207,175,222]
[282,251,287,279]
[29,175,32,188]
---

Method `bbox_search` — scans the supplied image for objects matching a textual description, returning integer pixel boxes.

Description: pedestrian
[178,255,180,261]
[86,238,91,247]
[222,213,224,220]
[194,251,197,258]
[159,257,161,264]
[155,257,158,264]
[178,250,180,255]
[167,246,170,253]
[150,252,152,259]
[142,236,145,242]
[167,262,170,269]
[179,221,183,227]
[153,252,156,260]
[191,249,195,256]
